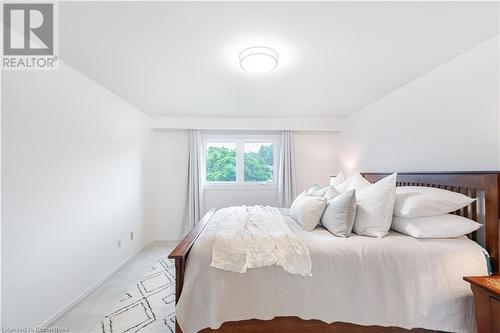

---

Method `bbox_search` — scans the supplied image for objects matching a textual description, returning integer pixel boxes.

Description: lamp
[239,46,278,74]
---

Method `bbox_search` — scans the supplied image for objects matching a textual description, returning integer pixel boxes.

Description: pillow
[335,172,371,193]
[309,186,329,197]
[392,214,482,238]
[352,173,397,238]
[394,186,476,218]
[329,172,345,186]
[307,184,320,194]
[324,186,341,200]
[290,192,327,231]
[321,189,357,237]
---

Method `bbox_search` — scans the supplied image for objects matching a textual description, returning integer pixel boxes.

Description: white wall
[294,131,337,193]
[2,61,152,326]
[336,36,500,174]
[149,130,190,241]
[149,130,337,240]
[204,189,279,212]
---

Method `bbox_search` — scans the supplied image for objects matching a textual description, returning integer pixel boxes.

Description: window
[203,134,279,189]
[244,142,274,181]
[205,143,236,182]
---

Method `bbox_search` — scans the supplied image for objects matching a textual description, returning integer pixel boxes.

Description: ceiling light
[239,46,278,74]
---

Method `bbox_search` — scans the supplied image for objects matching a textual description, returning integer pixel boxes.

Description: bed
[169,172,500,333]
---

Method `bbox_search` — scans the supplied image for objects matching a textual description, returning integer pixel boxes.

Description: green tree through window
[205,145,236,181]
[244,144,273,181]
[205,142,274,183]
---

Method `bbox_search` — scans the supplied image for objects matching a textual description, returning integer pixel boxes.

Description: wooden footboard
[168,209,216,333]
[168,208,216,302]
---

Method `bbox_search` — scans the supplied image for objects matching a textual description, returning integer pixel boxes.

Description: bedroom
[1,1,499,332]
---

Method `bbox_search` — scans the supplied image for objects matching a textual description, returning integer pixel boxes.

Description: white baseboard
[38,242,152,328]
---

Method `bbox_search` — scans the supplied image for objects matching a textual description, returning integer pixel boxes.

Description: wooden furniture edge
[199,317,437,332]
[463,275,500,333]
[168,208,216,303]
[464,276,500,295]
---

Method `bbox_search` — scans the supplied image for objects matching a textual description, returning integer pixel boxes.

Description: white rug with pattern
[96,258,176,333]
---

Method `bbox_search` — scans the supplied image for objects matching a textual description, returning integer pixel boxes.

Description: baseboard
[38,242,152,328]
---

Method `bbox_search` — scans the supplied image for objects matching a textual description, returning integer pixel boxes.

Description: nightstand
[464,276,500,333]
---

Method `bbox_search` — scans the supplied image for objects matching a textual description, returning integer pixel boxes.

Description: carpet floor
[95,258,176,333]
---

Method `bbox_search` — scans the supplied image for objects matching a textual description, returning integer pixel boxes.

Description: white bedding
[210,206,311,276]
[176,209,487,333]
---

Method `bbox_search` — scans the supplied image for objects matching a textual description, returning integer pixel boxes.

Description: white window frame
[202,133,280,190]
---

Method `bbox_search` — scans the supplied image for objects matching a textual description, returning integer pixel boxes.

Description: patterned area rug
[96,258,176,333]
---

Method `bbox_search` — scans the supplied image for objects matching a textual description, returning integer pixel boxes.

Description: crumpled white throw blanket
[210,205,312,276]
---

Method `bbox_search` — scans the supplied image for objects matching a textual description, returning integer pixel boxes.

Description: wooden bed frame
[169,172,500,333]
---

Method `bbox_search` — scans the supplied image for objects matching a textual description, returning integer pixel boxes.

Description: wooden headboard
[362,172,500,274]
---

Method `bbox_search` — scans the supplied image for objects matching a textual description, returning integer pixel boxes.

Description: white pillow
[290,192,327,231]
[392,214,482,238]
[335,172,371,193]
[321,189,357,237]
[352,173,397,238]
[394,186,476,218]
[307,184,320,194]
[329,172,345,186]
[324,186,341,200]
[309,186,329,197]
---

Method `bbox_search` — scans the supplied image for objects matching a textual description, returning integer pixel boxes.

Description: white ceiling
[60,1,499,118]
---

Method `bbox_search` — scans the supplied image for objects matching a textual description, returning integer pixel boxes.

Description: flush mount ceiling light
[239,46,278,74]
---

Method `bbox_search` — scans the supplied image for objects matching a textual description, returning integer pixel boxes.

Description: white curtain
[278,131,296,208]
[183,129,204,235]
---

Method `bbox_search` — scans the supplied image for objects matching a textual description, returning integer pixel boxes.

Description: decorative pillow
[307,184,320,194]
[394,186,475,218]
[335,172,371,193]
[321,189,357,237]
[392,214,482,238]
[329,172,345,186]
[324,186,341,200]
[290,192,327,231]
[309,186,329,197]
[352,173,397,238]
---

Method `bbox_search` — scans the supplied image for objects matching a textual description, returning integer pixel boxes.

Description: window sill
[203,183,277,191]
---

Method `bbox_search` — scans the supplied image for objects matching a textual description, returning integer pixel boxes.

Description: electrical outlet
[117,240,121,248]
[130,231,134,240]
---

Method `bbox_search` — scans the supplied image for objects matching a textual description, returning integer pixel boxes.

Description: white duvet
[176,208,488,333]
